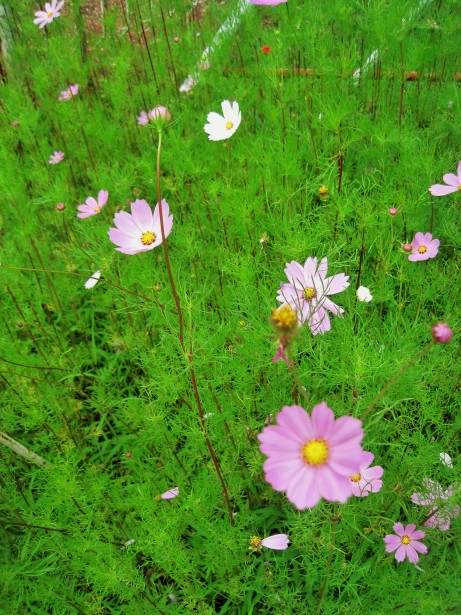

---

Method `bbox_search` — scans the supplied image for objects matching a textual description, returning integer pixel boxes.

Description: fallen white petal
[84,270,101,289]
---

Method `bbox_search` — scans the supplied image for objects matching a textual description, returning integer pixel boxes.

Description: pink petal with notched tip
[113,211,141,237]
[264,458,305,491]
[258,426,303,455]
[98,190,108,206]
[131,199,154,230]
[108,228,142,250]
[285,261,308,288]
[323,273,350,295]
[429,184,458,196]
[359,451,375,469]
[303,257,318,282]
[276,405,312,441]
[85,196,98,209]
[322,297,344,316]
[317,257,328,279]
[395,545,411,562]
[261,534,289,550]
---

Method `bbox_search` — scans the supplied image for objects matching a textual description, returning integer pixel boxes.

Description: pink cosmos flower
[48,151,64,165]
[411,478,459,531]
[249,534,290,550]
[108,199,173,255]
[429,161,461,196]
[276,257,349,336]
[137,106,172,125]
[349,451,383,497]
[77,190,109,219]
[384,523,427,564]
[250,0,287,5]
[408,232,439,262]
[161,487,179,500]
[58,84,79,101]
[34,0,65,28]
[258,403,364,510]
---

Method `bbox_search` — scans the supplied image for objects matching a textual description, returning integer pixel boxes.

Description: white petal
[84,270,101,289]
[356,286,372,302]
[440,453,453,469]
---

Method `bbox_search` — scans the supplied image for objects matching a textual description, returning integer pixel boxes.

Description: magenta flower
[108,199,173,255]
[161,487,179,500]
[249,534,290,551]
[58,84,79,101]
[48,151,64,165]
[77,190,109,219]
[250,0,287,5]
[276,257,349,336]
[34,0,64,28]
[429,161,461,196]
[432,323,453,344]
[408,232,439,262]
[137,106,172,125]
[349,451,383,497]
[411,478,459,531]
[384,523,427,564]
[258,403,364,510]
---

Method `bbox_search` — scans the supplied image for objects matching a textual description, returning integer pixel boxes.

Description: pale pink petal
[411,540,427,555]
[131,199,154,230]
[264,458,305,491]
[311,402,335,438]
[409,530,425,540]
[442,173,459,186]
[317,466,352,502]
[113,211,141,237]
[317,257,328,279]
[276,405,313,442]
[393,522,405,536]
[284,261,308,289]
[303,257,318,282]
[404,523,417,535]
[98,190,109,206]
[322,297,344,316]
[161,487,179,500]
[394,545,409,562]
[85,196,98,209]
[323,273,350,295]
[329,415,363,447]
[429,184,458,196]
[384,535,401,552]
[411,492,436,506]
[360,451,375,469]
[286,466,320,509]
[362,466,383,480]
[258,426,304,454]
[108,228,142,250]
[261,534,290,550]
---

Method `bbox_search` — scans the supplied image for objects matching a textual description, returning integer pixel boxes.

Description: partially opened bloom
[408,232,439,262]
[58,84,79,101]
[249,534,290,551]
[48,151,64,165]
[276,257,349,336]
[204,100,241,141]
[411,478,459,531]
[159,487,179,500]
[429,161,461,196]
[384,523,427,564]
[108,199,173,255]
[34,0,65,28]
[137,106,172,126]
[349,451,383,497]
[258,403,364,510]
[84,271,101,290]
[77,190,109,219]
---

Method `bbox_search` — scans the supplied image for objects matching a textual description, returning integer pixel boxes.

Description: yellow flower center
[319,186,328,195]
[47,11,53,17]
[401,536,411,545]
[270,305,298,331]
[301,439,329,466]
[249,536,262,549]
[458,184,461,191]
[154,494,162,502]
[94,206,100,213]
[141,231,156,245]
[350,473,362,482]
[303,287,316,300]
[418,246,427,254]
[225,121,234,130]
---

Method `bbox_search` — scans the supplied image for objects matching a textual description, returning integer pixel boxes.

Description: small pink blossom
[11,121,20,127]
[161,487,179,500]
[408,232,439,262]
[58,84,79,101]
[402,243,413,253]
[429,160,461,196]
[249,0,287,5]
[173,36,179,43]
[56,202,65,211]
[77,190,109,219]
[137,106,172,125]
[276,257,349,336]
[432,323,453,344]
[384,523,427,564]
[48,151,64,165]
[179,77,197,93]
[258,403,364,510]
[108,199,173,255]
[34,0,65,28]
[389,207,398,215]
[411,478,459,531]
[349,451,383,497]
[250,534,290,550]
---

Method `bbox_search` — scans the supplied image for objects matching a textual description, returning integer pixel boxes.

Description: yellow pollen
[458,184,461,191]
[249,536,262,549]
[154,494,162,502]
[270,305,298,331]
[302,439,329,466]
[401,536,411,545]
[418,246,427,254]
[141,231,156,245]
[47,11,53,17]
[225,121,234,130]
[94,206,101,213]
[319,186,328,195]
[350,473,362,482]
[304,287,316,300]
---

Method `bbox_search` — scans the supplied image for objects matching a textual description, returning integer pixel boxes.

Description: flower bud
[402,243,412,253]
[432,323,453,344]
[56,202,65,211]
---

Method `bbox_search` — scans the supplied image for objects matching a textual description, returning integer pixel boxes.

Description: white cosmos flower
[204,100,241,141]
[356,285,373,302]
[84,270,101,290]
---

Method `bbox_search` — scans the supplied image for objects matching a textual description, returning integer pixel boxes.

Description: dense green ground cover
[0,0,460,612]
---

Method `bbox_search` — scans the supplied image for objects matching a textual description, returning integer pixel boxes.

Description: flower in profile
[356,286,372,303]
[411,478,459,531]
[77,190,109,219]
[276,257,349,336]
[258,403,363,510]
[48,151,64,165]
[432,323,453,344]
[349,451,383,497]
[429,161,461,196]
[137,106,172,126]
[261,45,272,54]
[384,523,427,564]
[249,534,290,551]
[156,487,179,501]
[84,271,101,290]
[408,232,439,262]
[204,100,241,141]
[34,0,65,28]
[58,84,79,101]
[108,199,173,255]
[250,0,287,5]
[270,305,298,365]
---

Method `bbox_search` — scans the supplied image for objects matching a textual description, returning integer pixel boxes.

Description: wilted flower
[384,523,427,564]
[408,232,439,262]
[258,403,363,509]
[34,0,64,28]
[108,199,173,255]
[249,534,290,551]
[429,161,461,196]
[137,106,172,126]
[349,451,383,497]
[77,190,108,219]
[432,323,453,344]
[276,257,349,336]
[58,84,79,101]
[84,271,101,290]
[204,100,241,141]
[356,285,373,303]
[48,151,64,165]
[411,478,459,531]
